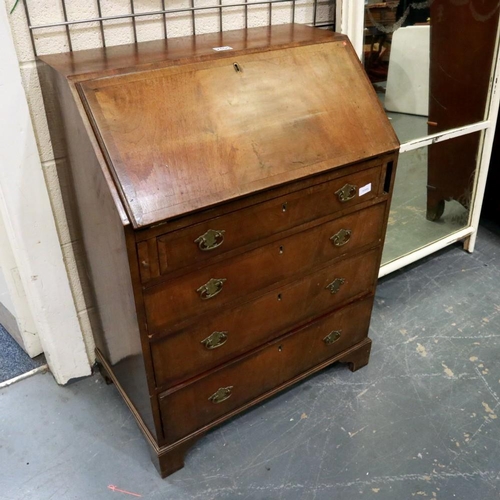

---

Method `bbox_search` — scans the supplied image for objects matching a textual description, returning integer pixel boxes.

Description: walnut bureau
[39,24,399,477]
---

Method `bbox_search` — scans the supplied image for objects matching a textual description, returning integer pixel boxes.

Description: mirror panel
[382,132,482,265]
[364,1,500,143]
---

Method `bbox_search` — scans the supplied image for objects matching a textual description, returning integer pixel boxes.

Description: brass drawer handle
[197,278,227,300]
[326,277,345,294]
[194,229,225,251]
[201,331,228,350]
[330,228,352,247]
[208,386,233,404]
[323,330,342,345]
[335,183,357,203]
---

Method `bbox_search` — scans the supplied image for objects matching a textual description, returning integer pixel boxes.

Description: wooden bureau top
[39,24,343,79]
[40,24,398,229]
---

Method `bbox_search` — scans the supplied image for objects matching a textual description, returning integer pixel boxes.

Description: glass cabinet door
[359,0,500,267]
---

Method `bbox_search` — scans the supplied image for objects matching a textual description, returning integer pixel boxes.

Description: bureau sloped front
[77,37,398,228]
[158,297,374,445]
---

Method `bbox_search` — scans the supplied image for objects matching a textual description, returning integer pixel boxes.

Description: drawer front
[144,203,385,330]
[158,297,374,444]
[150,247,379,388]
[141,165,382,281]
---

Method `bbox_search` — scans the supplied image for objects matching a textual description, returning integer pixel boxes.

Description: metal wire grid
[22,0,336,56]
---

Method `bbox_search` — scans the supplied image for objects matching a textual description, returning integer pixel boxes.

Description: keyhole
[279,246,284,255]
[277,293,282,301]
[278,345,283,352]
[233,62,242,72]
[282,202,287,212]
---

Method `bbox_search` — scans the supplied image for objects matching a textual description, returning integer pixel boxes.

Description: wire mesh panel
[20,0,336,56]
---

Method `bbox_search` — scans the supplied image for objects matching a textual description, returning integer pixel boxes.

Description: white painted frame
[336,0,365,58]
[337,0,500,277]
[0,2,91,384]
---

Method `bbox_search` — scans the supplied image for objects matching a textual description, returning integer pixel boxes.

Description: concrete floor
[2,224,500,499]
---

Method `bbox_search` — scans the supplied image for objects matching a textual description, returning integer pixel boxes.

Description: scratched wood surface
[78,28,397,228]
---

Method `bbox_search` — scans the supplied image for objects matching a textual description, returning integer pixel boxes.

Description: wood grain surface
[77,30,397,228]
[159,297,374,444]
[150,165,383,279]
[38,24,399,477]
[144,219,383,331]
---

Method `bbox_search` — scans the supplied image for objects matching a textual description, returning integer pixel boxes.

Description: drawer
[150,247,379,388]
[144,203,385,330]
[139,165,383,281]
[158,297,374,444]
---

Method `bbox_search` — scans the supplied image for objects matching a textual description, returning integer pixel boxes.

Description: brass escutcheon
[326,277,345,294]
[194,229,225,251]
[208,386,233,404]
[335,183,357,203]
[323,330,342,345]
[201,331,228,350]
[197,278,227,300]
[330,228,352,247]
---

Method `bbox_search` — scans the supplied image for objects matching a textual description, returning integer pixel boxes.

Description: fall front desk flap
[76,25,399,229]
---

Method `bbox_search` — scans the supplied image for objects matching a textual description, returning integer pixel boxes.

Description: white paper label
[359,183,372,197]
[213,46,233,51]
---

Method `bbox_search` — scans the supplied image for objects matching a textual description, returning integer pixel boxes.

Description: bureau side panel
[41,64,159,440]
